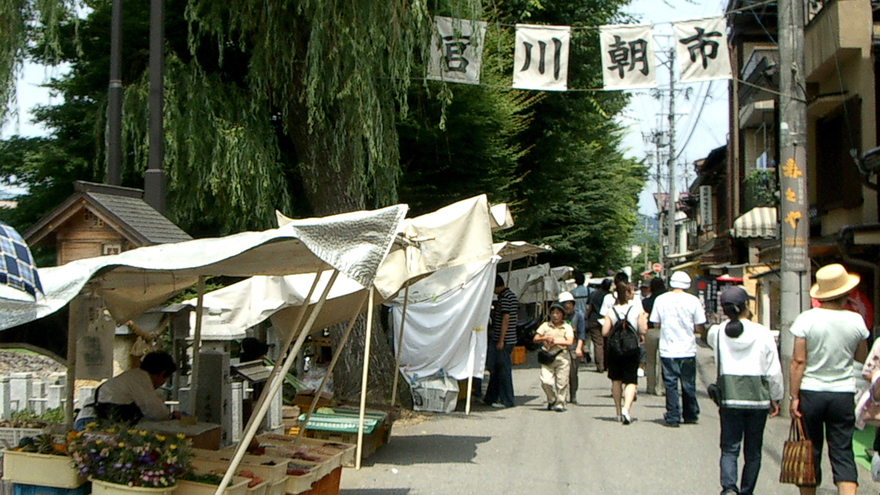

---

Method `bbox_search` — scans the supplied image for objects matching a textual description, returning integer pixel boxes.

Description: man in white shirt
[93,351,180,425]
[649,271,706,427]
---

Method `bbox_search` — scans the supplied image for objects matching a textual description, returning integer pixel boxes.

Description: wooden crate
[300,467,341,495]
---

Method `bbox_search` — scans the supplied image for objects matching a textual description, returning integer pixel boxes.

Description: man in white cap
[649,271,707,427]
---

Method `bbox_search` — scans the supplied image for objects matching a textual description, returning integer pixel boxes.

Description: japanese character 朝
[606,35,650,79]
[678,27,722,69]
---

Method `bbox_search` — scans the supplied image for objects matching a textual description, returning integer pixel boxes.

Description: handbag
[708,329,722,407]
[537,348,562,365]
[779,417,816,486]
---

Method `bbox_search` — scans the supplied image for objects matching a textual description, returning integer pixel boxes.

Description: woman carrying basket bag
[789,264,869,495]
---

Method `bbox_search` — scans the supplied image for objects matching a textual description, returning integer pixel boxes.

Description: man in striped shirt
[483,274,519,408]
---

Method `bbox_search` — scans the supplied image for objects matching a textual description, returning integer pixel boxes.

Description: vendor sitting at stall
[75,351,180,429]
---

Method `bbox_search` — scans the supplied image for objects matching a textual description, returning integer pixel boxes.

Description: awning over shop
[732,207,778,239]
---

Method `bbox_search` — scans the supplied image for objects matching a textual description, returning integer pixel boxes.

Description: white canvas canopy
[0,205,408,332]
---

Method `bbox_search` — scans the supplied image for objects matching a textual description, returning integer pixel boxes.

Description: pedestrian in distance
[789,264,868,495]
[649,270,707,427]
[708,286,783,495]
[483,274,519,409]
[586,278,612,373]
[559,291,586,404]
[601,281,647,424]
[642,277,666,395]
[637,278,652,378]
[570,273,591,363]
[534,302,574,412]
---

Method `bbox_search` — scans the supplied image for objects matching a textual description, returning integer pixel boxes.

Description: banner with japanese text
[427,16,487,85]
[673,17,732,83]
[513,24,570,91]
[599,24,657,90]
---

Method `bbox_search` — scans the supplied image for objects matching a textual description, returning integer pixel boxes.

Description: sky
[1,0,730,212]
[618,0,730,215]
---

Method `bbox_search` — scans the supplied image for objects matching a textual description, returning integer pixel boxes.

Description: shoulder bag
[707,329,722,407]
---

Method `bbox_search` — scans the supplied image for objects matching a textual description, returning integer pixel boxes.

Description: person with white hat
[789,264,869,495]
[649,270,707,427]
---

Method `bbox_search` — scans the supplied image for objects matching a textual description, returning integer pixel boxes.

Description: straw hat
[810,264,860,301]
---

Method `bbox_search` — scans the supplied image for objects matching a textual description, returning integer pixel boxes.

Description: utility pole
[107,0,122,186]
[666,48,677,267]
[145,0,166,213]
[778,0,809,416]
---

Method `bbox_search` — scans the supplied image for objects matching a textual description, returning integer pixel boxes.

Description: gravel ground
[0,350,65,380]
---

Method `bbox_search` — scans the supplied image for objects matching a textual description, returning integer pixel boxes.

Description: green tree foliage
[487,0,646,274]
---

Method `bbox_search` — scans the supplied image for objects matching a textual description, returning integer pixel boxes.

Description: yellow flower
[155,434,166,442]
[169,444,177,450]
[95,440,102,445]
[118,442,125,447]
[176,433,185,440]
[106,427,116,433]
[127,429,137,435]
[139,431,147,437]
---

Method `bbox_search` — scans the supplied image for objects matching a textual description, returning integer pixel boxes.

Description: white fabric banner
[427,16,487,85]
[513,24,570,91]
[673,16,732,83]
[391,259,495,381]
[599,24,656,90]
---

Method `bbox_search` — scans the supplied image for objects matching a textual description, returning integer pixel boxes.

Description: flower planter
[174,477,249,495]
[2,451,85,488]
[91,480,177,495]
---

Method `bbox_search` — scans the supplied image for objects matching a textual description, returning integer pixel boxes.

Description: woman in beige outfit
[534,302,574,412]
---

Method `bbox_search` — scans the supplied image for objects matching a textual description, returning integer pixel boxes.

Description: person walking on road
[586,279,612,373]
[708,286,783,495]
[789,264,868,495]
[601,281,646,424]
[484,274,518,409]
[534,302,574,412]
[559,291,586,404]
[650,271,706,427]
[642,277,666,395]
[570,273,591,363]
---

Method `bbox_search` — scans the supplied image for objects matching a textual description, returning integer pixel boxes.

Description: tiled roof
[87,192,191,244]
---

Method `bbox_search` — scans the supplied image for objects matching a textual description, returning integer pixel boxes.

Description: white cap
[558,291,575,303]
[669,271,692,289]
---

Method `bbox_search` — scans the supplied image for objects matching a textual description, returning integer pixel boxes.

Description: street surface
[340,344,879,495]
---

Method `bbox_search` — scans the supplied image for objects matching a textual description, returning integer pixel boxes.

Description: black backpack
[516,316,542,351]
[607,306,639,357]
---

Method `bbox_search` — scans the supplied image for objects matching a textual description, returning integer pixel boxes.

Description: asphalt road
[339,345,879,495]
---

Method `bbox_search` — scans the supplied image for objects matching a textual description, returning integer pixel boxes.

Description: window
[816,97,863,213]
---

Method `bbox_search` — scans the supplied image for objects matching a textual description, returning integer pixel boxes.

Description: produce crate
[0,429,47,450]
[300,467,341,495]
[511,345,526,365]
[284,464,319,495]
[245,480,268,495]
[256,435,354,470]
[2,452,85,488]
[174,477,249,495]
[11,483,89,495]
[266,479,286,495]
[189,458,287,484]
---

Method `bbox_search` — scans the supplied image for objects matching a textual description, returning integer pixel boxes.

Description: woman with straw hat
[789,264,869,495]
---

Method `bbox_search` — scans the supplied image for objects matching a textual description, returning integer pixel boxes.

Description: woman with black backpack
[601,281,647,424]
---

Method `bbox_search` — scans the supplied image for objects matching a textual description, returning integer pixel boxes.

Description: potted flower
[68,424,191,495]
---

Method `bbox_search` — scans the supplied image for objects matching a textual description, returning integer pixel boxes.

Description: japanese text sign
[673,17,732,83]
[427,16,487,85]
[599,24,656,90]
[513,24,570,91]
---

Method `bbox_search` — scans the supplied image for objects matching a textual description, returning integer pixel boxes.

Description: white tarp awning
[0,205,408,331]
[493,241,550,263]
[390,258,496,381]
[188,195,498,339]
[504,263,573,304]
[732,207,778,239]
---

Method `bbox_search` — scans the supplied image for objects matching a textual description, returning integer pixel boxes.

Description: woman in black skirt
[601,281,647,424]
